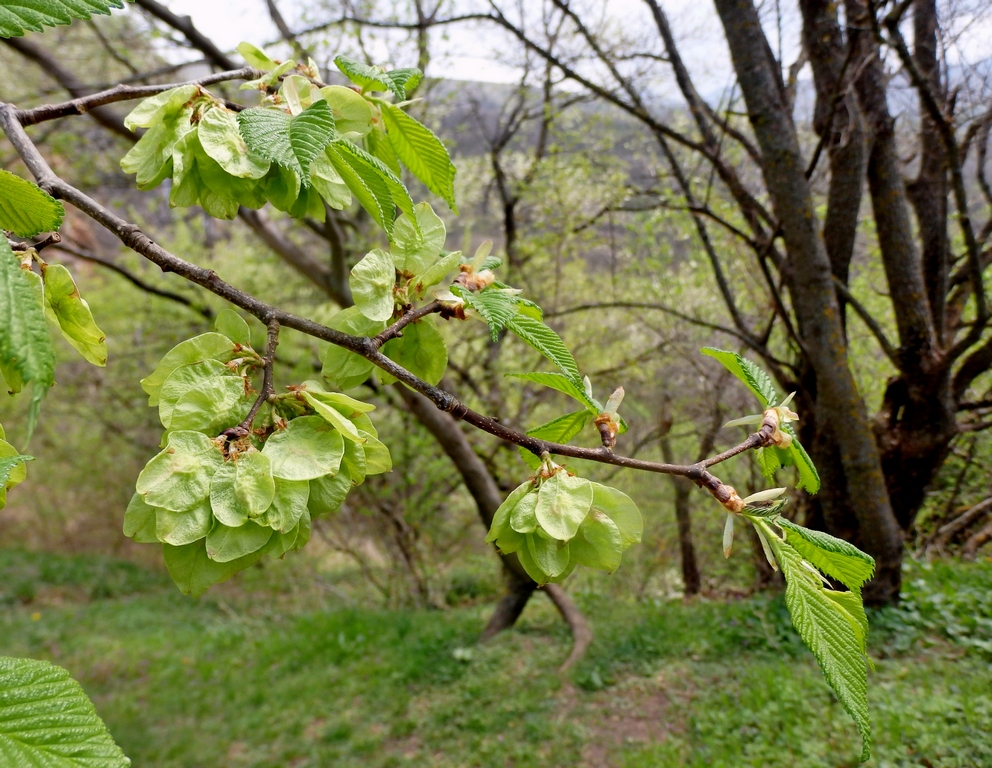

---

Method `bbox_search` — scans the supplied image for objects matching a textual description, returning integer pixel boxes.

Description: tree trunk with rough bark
[715,0,905,605]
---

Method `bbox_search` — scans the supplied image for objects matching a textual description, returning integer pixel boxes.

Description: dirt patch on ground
[560,667,692,767]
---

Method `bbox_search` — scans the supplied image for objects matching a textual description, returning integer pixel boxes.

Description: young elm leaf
[569,509,623,572]
[486,480,534,543]
[392,202,445,274]
[209,451,276,527]
[122,492,158,544]
[163,538,268,597]
[776,541,872,761]
[535,473,593,542]
[775,517,875,592]
[141,332,238,406]
[264,478,310,533]
[206,520,275,563]
[701,347,779,407]
[41,263,107,366]
[350,248,396,323]
[156,499,212,547]
[528,534,570,578]
[301,391,366,443]
[262,416,345,481]
[588,482,642,548]
[379,317,447,387]
[136,431,224,512]
[308,469,352,518]
[0,169,65,237]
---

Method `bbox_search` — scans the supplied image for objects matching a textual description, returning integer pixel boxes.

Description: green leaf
[0,434,30,490]
[168,374,252,436]
[0,656,129,767]
[198,107,270,179]
[755,446,781,481]
[517,410,592,470]
[123,491,158,544]
[701,347,779,407]
[329,140,416,226]
[786,427,821,493]
[269,511,310,557]
[141,332,238,406]
[308,470,351,518]
[262,416,345,481]
[209,450,276,526]
[359,431,392,474]
[0,453,31,500]
[486,480,533,543]
[507,371,600,414]
[155,499,212,546]
[459,287,519,341]
[135,431,224,512]
[301,384,375,412]
[413,249,461,295]
[569,509,623,572]
[350,248,396,322]
[158,360,229,429]
[366,124,401,175]
[506,314,580,380]
[589,482,642,548]
[213,309,252,348]
[309,153,351,210]
[300,391,365,443]
[206,519,274,563]
[340,437,366,486]
[236,42,279,71]
[333,55,422,100]
[320,306,386,391]
[392,202,446,275]
[41,262,107,366]
[238,101,336,184]
[317,85,373,138]
[163,538,267,597]
[513,536,547,583]
[123,84,198,132]
[263,477,310,533]
[379,316,447,387]
[0,240,55,433]
[509,489,539,533]
[777,540,872,761]
[380,102,457,211]
[0,169,64,237]
[0,0,126,38]
[776,518,875,593]
[528,534,570,578]
[535,472,593,542]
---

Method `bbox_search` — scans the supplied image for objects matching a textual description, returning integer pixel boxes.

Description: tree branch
[0,102,779,508]
[16,68,259,128]
[224,319,280,439]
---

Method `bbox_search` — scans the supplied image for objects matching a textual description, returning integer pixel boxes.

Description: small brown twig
[372,300,442,348]
[16,68,260,128]
[224,318,280,439]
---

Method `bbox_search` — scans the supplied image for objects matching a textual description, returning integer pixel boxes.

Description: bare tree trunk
[395,387,591,660]
[714,0,905,605]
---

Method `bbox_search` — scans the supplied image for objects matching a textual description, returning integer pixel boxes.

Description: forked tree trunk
[714,0,905,605]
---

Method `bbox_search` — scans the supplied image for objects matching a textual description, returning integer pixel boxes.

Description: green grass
[1,550,990,767]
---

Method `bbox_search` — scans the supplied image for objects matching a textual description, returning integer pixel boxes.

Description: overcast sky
[134,0,990,103]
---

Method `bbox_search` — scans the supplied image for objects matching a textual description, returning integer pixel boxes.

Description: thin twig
[16,67,259,127]
[225,318,280,439]
[372,300,442,348]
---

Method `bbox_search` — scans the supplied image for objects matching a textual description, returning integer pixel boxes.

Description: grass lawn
[1,549,990,767]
